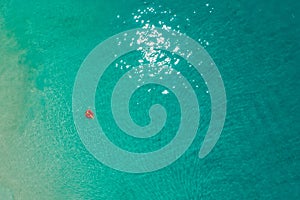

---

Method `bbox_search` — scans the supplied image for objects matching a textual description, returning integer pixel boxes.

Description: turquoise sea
[0,0,299,199]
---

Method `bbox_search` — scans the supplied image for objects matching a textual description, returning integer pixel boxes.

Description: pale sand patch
[0,17,59,200]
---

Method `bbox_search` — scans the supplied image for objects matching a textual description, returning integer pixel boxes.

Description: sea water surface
[0,0,299,199]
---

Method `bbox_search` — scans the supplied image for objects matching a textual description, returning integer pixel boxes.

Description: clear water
[0,0,299,199]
